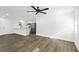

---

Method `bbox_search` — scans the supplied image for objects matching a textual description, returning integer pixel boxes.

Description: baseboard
[74,41,79,51]
[50,36,74,42]
[36,34,74,42]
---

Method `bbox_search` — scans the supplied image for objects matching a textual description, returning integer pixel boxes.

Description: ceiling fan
[27,6,49,15]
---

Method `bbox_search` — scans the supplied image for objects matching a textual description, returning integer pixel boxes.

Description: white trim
[74,41,79,51]
[36,33,74,42]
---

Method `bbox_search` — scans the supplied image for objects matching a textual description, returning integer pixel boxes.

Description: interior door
[30,23,36,34]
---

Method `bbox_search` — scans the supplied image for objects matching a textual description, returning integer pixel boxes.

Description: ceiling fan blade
[35,12,39,15]
[27,11,36,12]
[40,8,49,11]
[40,12,47,14]
[31,6,37,11]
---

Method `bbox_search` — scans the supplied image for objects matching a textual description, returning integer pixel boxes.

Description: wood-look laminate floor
[0,33,78,52]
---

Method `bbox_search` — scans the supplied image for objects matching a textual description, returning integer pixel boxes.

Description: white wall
[76,15,79,51]
[0,17,31,36]
[74,7,79,51]
[36,6,74,42]
[0,18,12,35]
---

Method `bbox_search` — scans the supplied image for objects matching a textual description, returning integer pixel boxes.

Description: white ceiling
[0,6,79,22]
[0,6,36,22]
